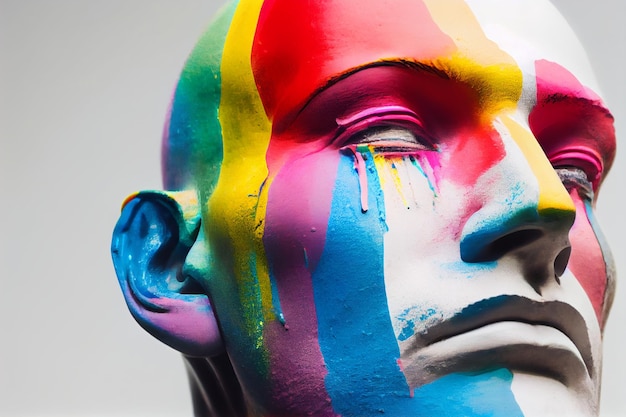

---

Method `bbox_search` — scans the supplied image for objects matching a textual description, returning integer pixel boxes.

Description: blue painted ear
[111,190,223,357]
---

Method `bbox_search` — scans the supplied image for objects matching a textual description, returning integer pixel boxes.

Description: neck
[183,354,246,417]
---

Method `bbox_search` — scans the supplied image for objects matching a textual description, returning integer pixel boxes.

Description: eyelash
[333,110,598,202]
[555,167,594,201]
[344,124,435,153]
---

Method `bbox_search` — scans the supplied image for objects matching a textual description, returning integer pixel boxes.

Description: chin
[511,373,599,417]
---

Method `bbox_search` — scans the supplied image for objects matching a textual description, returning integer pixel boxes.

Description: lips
[398,295,594,389]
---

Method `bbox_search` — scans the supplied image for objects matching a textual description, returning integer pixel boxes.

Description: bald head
[114,2,616,415]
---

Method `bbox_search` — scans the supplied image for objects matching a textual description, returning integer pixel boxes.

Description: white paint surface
[1,1,623,416]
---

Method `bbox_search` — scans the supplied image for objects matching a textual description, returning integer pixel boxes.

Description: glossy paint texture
[113,0,617,416]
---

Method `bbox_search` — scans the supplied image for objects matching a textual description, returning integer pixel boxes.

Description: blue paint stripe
[312,150,524,416]
[312,151,410,415]
[584,199,615,296]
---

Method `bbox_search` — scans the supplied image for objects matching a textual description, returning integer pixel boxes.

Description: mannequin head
[112,1,616,416]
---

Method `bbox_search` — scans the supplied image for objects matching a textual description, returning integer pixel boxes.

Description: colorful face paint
[146,0,617,415]
[529,60,616,327]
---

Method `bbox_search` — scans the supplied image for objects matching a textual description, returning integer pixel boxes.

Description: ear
[111,190,223,357]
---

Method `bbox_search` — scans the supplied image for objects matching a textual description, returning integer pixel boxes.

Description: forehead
[252,0,506,120]
[465,0,602,94]
[247,0,604,120]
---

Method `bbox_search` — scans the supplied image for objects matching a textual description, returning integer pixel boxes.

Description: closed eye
[548,146,603,191]
[347,125,434,153]
[555,167,594,201]
[333,105,436,154]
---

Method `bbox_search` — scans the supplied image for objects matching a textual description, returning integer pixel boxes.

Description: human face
[187,1,616,415]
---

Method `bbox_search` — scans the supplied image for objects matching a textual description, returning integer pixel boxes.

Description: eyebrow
[294,60,451,121]
[297,57,523,120]
[310,60,450,100]
[541,92,614,120]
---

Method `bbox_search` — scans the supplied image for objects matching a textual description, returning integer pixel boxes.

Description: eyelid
[333,105,434,149]
[336,105,421,127]
[549,146,604,190]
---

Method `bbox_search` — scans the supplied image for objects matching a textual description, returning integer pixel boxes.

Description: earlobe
[111,190,223,357]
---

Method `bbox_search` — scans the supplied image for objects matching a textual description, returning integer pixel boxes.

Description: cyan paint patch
[504,181,525,208]
[584,199,614,278]
[398,320,416,342]
[442,260,498,279]
[409,155,437,195]
[397,307,438,342]
[414,369,524,417]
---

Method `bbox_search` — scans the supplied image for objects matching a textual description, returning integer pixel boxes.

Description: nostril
[463,229,544,263]
[490,229,544,259]
[554,246,571,279]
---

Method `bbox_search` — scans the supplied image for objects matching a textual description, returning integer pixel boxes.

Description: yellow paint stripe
[389,157,409,208]
[373,152,389,192]
[211,0,275,336]
[423,0,522,115]
[501,116,575,213]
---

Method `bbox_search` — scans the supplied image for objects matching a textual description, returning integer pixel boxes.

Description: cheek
[265,150,414,412]
[260,149,340,413]
[310,151,414,412]
[264,150,340,276]
[376,154,453,336]
[567,195,610,326]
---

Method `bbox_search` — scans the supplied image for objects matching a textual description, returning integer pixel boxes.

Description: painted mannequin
[111,1,616,416]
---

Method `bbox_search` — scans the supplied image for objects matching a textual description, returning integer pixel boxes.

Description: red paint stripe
[252,0,455,122]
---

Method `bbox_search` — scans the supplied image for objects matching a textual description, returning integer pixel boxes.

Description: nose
[459,117,576,291]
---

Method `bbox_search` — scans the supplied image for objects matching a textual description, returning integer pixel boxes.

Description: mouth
[399,296,594,389]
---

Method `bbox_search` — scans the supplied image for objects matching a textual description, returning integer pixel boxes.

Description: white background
[1,1,623,416]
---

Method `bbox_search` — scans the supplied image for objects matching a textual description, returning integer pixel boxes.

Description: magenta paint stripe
[262,148,341,414]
